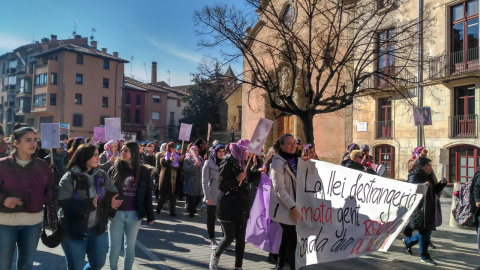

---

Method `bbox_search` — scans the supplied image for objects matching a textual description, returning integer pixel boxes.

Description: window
[76,73,83,84]
[449,145,480,183]
[153,95,161,103]
[103,78,109,88]
[102,96,108,107]
[136,94,141,106]
[100,115,109,126]
[35,73,47,86]
[135,110,141,124]
[376,98,393,139]
[124,109,131,123]
[177,100,181,107]
[19,79,24,92]
[8,59,17,72]
[73,114,83,127]
[39,116,54,125]
[103,59,110,70]
[51,73,57,85]
[76,53,83,65]
[169,111,175,125]
[452,85,477,137]
[451,0,479,69]
[152,112,160,120]
[282,4,295,27]
[75,93,82,105]
[378,28,395,84]
[374,145,395,178]
[50,93,56,106]
[33,94,47,106]
[125,93,131,104]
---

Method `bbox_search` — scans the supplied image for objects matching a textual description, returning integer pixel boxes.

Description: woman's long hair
[67,137,85,156]
[66,143,97,172]
[112,141,142,186]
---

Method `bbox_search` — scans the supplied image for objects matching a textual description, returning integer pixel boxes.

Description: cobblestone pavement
[15,197,480,269]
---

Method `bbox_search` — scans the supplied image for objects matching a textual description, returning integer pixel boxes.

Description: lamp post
[417,0,424,147]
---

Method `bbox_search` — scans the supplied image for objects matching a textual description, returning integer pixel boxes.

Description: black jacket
[109,165,155,223]
[408,169,446,230]
[216,154,248,222]
[246,156,264,216]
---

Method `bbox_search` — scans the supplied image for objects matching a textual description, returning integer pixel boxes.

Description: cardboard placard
[40,123,60,149]
[246,118,273,155]
[178,123,193,141]
[93,127,105,144]
[105,118,122,141]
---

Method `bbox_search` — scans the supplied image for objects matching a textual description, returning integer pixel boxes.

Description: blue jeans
[61,226,108,270]
[404,229,432,260]
[108,210,141,270]
[0,223,41,270]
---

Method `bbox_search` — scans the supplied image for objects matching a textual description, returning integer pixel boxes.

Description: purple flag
[245,174,283,254]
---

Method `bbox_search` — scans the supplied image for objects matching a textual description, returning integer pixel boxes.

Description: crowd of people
[0,121,469,269]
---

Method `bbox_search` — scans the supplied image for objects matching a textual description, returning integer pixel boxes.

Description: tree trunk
[299,113,315,145]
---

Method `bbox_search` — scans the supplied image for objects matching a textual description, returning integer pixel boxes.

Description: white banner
[246,118,273,155]
[295,160,426,268]
[178,123,192,141]
[40,123,60,149]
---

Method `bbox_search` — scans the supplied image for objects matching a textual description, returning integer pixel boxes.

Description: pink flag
[245,174,283,254]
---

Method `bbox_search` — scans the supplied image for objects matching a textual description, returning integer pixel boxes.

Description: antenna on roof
[73,21,79,37]
[143,62,148,82]
[167,70,171,86]
[90,27,96,40]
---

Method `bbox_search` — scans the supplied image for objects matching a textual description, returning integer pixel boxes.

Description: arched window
[374,144,395,178]
[449,145,480,183]
[282,4,295,27]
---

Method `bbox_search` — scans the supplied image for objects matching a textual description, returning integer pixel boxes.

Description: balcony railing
[450,114,478,138]
[375,120,393,139]
[429,48,480,80]
[359,68,416,91]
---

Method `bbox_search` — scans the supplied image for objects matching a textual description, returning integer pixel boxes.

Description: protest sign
[246,118,273,155]
[246,174,283,254]
[295,160,426,268]
[207,123,212,142]
[122,132,137,142]
[105,118,122,141]
[40,123,60,149]
[93,127,105,144]
[413,107,432,126]
[178,123,192,141]
[60,123,70,141]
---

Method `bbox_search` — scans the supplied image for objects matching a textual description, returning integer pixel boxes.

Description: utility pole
[417,0,424,147]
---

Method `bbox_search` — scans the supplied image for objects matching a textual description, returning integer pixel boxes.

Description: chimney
[151,62,157,85]
[90,41,97,51]
[113,52,118,58]
[41,37,49,43]
[50,35,57,42]
[101,48,107,53]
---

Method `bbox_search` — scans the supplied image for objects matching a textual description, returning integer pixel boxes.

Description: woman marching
[57,143,123,270]
[108,142,155,270]
[98,140,119,172]
[0,126,55,270]
[202,143,225,249]
[270,134,299,270]
[183,145,204,217]
[156,142,184,216]
[209,143,248,270]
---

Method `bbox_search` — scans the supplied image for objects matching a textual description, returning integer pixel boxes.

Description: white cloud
[0,33,31,52]
[143,36,202,64]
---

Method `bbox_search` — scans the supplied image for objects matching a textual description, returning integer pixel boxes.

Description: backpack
[452,174,478,227]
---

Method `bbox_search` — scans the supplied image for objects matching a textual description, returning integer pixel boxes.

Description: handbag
[41,207,63,248]
[409,198,426,230]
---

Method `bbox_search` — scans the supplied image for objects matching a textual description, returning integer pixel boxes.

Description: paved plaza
[19,197,479,270]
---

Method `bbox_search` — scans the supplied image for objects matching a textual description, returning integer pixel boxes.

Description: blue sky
[0,0,246,86]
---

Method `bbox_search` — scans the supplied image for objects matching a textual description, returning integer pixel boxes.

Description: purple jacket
[0,155,55,213]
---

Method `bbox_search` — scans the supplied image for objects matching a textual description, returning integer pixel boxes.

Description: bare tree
[194,0,431,143]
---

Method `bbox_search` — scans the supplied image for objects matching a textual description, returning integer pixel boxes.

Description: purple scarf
[229,143,246,170]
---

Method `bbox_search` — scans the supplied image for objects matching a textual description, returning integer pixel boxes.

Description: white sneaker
[210,239,218,250]
[226,244,235,251]
[209,252,219,270]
